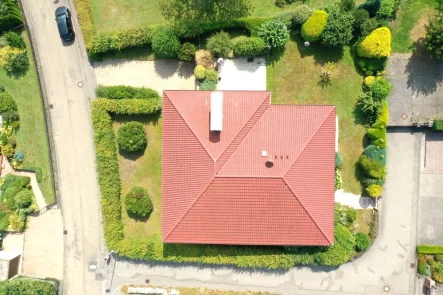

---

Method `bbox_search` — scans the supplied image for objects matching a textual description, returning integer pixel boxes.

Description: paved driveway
[108,131,420,295]
[94,59,196,94]
[217,58,266,91]
[21,0,102,294]
[388,54,443,126]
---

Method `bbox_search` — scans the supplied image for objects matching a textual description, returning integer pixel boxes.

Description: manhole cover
[401,113,408,120]
[89,265,97,270]
[78,82,83,88]
[383,285,391,292]
[88,261,97,272]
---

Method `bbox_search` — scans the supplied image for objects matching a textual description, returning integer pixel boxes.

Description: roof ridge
[215,92,271,173]
[282,178,333,245]
[283,107,335,176]
[163,178,215,241]
[163,91,214,162]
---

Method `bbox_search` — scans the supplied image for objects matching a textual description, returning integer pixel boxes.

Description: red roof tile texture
[162,91,336,246]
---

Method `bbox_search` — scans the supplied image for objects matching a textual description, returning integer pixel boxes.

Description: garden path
[334,189,376,209]
[0,157,46,210]
[217,58,266,91]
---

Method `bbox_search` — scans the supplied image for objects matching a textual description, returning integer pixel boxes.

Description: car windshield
[56,14,66,21]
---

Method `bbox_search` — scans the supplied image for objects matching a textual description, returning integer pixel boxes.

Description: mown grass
[391,0,440,53]
[0,32,54,204]
[113,114,162,239]
[267,35,365,194]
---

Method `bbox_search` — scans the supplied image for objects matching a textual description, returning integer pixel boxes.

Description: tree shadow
[405,37,443,96]
[154,59,180,78]
[352,105,367,126]
[293,34,344,66]
[266,48,286,66]
[119,148,146,161]
[126,210,152,222]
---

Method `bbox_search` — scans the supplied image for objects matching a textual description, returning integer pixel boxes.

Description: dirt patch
[410,11,431,41]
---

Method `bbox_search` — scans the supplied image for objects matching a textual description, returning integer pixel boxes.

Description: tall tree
[159,0,253,22]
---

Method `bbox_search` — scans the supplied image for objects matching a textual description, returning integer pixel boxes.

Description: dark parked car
[55,6,74,41]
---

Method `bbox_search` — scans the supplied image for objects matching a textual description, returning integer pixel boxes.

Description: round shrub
[301,10,328,42]
[320,6,354,47]
[117,122,147,153]
[194,65,206,81]
[425,17,443,60]
[366,184,382,198]
[364,76,375,87]
[357,57,387,75]
[151,27,181,58]
[3,32,25,49]
[353,8,370,32]
[363,145,386,166]
[433,264,443,283]
[125,186,152,217]
[357,27,391,58]
[360,18,382,36]
[359,154,386,179]
[13,150,24,162]
[14,189,33,208]
[355,232,371,251]
[258,20,290,50]
[199,79,217,91]
[206,31,232,58]
[178,42,197,61]
[0,92,17,114]
[291,5,313,28]
[5,51,29,73]
[335,152,343,168]
[371,77,392,100]
[205,69,218,82]
[232,36,266,57]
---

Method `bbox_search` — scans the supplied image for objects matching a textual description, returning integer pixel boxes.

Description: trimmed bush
[366,184,382,198]
[363,145,386,166]
[355,232,371,251]
[313,225,355,266]
[361,177,385,187]
[356,91,383,125]
[194,65,206,81]
[433,264,443,283]
[334,204,357,227]
[2,31,25,49]
[418,245,443,254]
[357,57,387,76]
[376,0,395,20]
[152,27,181,58]
[301,10,328,42]
[232,36,266,57]
[320,6,354,47]
[205,69,218,82]
[335,152,343,168]
[125,187,152,217]
[371,77,392,100]
[364,76,375,88]
[0,210,9,232]
[117,122,147,153]
[377,103,389,124]
[4,51,29,74]
[0,0,23,32]
[258,20,290,50]
[434,120,443,131]
[0,91,17,113]
[353,9,370,33]
[178,42,197,61]
[199,79,217,91]
[89,27,154,54]
[291,5,313,28]
[357,27,391,58]
[0,277,57,295]
[13,150,24,162]
[367,121,387,148]
[359,154,386,179]
[95,85,160,100]
[75,0,95,47]
[418,259,427,275]
[206,31,232,58]
[14,189,33,208]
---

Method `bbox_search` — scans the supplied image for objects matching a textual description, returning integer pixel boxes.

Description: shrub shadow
[126,210,152,222]
[352,105,367,126]
[293,34,344,66]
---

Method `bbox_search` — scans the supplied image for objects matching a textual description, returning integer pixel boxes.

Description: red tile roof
[162,91,336,246]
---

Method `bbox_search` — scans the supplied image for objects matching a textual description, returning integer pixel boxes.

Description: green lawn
[0,32,54,204]
[90,0,336,33]
[267,35,365,194]
[391,0,440,52]
[113,114,162,239]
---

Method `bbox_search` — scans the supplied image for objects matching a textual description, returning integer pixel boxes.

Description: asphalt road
[21,0,102,294]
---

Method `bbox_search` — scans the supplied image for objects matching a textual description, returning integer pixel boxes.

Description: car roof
[55,6,68,16]
[57,18,69,36]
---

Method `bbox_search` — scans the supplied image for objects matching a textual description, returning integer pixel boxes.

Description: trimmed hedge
[301,10,328,42]
[89,27,155,54]
[74,0,95,47]
[433,120,443,131]
[0,277,58,295]
[418,245,443,254]
[232,36,266,57]
[96,85,160,100]
[357,27,391,58]
[355,232,371,251]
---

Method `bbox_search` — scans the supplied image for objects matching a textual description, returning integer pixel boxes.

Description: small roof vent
[210,92,223,131]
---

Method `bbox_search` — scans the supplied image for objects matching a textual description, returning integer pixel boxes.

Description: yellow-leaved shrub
[301,10,328,42]
[357,27,391,59]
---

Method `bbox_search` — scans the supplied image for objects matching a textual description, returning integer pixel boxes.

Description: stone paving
[217,58,266,91]
[388,54,443,126]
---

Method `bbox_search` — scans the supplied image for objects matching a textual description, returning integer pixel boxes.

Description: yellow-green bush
[357,27,391,58]
[301,10,328,42]
[74,0,95,48]
[364,76,375,87]
[194,65,206,81]
[366,184,382,198]
[378,103,389,124]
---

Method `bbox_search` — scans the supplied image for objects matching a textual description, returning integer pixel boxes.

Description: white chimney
[210,92,223,131]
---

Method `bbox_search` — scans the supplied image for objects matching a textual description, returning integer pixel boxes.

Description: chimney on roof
[210,92,223,131]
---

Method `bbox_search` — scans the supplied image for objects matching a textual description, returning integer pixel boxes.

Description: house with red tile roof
[162,91,336,246]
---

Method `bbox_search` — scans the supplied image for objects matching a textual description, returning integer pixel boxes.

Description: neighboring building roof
[162,91,336,246]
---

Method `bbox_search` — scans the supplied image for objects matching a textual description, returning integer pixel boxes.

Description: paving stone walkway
[217,58,266,91]
[335,189,376,209]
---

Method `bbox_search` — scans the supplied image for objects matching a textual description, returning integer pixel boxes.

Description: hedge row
[91,98,162,250]
[417,245,443,254]
[96,85,160,100]
[73,0,95,47]
[433,120,443,131]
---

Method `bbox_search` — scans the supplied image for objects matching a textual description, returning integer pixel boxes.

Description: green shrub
[363,145,386,166]
[433,263,443,283]
[291,5,313,28]
[13,150,24,162]
[4,51,29,73]
[361,177,385,188]
[0,210,9,232]
[376,0,395,20]
[357,57,387,75]
[353,9,370,33]
[258,20,290,50]
[206,31,232,57]
[334,204,357,227]
[359,154,386,179]
[0,0,23,32]
[418,260,428,275]
[95,85,160,100]
[0,91,17,113]
[301,10,328,42]
[418,245,443,254]
[9,212,24,232]
[0,277,57,295]
[205,69,218,82]
[377,102,389,124]
[320,6,354,47]
[356,91,383,125]
[3,32,25,49]
[14,189,33,209]
[360,18,382,36]
[179,42,197,61]
[366,184,382,198]
[194,65,206,81]
[340,0,356,11]
[436,254,443,262]
[232,36,266,57]
[367,121,387,147]
[125,187,153,217]
[117,122,147,153]
[357,27,391,58]
[355,232,371,251]
[359,0,381,17]
[75,0,95,47]
[199,79,217,91]
[152,27,181,58]
[313,225,355,266]
[89,27,154,54]
[371,78,392,100]
[425,17,443,60]
[335,152,343,168]
[434,120,443,131]
[335,168,342,190]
